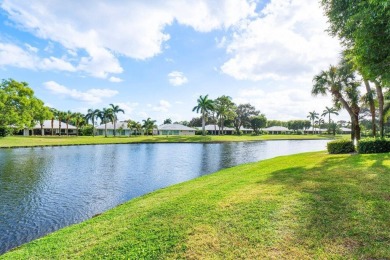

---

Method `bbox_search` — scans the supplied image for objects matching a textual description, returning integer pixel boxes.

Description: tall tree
[192,95,215,136]
[312,62,361,141]
[49,108,58,136]
[362,79,377,136]
[72,112,85,136]
[214,95,236,135]
[233,103,260,134]
[322,106,339,134]
[307,111,319,134]
[250,114,267,135]
[85,108,100,137]
[99,108,114,137]
[109,104,125,137]
[163,118,172,124]
[57,111,66,137]
[142,118,157,136]
[35,105,53,136]
[64,111,73,136]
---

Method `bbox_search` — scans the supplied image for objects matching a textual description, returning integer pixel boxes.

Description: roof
[33,120,76,129]
[158,124,196,131]
[303,128,327,132]
[263,126,291,131]
[96,121,130,130]
[204,124,235,131]
[340,127,352,132]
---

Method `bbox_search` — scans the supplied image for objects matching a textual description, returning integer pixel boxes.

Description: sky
[0,0,347,124]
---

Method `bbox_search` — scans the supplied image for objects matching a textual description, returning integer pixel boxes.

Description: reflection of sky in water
[0,140,328,254]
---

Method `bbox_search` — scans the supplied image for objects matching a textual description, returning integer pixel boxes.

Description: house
[263,126,292,134]
[303,128,327,134]
[22,120,77,136]
[158,124,196,135]
[339,127,352,134]
[96,121,143,136]
[203,124,253,135]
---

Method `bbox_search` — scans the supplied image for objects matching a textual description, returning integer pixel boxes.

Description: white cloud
[44,81,118,104]
[113,102,139,120]
[24,43,38,53]
[1,0,255,79]
[221,0,341,81]
[168,71,188,86]
[152,100,171,112]
[109,76,123,83]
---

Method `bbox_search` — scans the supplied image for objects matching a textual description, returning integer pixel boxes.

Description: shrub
[327,139,355,154]
[358,138,390,154]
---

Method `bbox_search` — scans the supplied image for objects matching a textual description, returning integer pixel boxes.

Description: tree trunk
[202,111,206,136]
[364,79,376,137]
[374,80,384,137]
[334,91,360,141]
[114,121,116,137]
[41,125,44,136]
[105,122,107,137]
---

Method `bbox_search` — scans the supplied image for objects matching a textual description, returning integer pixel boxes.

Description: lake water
[0,140,328,254]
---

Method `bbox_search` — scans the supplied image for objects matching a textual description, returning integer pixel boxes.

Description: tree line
[313,1,390,141]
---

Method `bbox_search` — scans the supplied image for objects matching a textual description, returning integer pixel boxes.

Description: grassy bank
[0,134,339,148]
[3,152,389,259]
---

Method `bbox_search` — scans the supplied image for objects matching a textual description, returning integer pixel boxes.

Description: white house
[303,128,327,134]
[23,120,77,136]
[96,121,143,136]
[339,127,352,134]
[203,124,253,135]
[158,124,196,135]
[263,126,292,134]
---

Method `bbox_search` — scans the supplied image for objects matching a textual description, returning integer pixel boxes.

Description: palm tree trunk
[51,119,54,136]
[364,79,376,137]
[92,119,95,137]
[105,121,107,137]
[202,111,206,136]
[328,114,331,134]
[114,121,116,137]
[374,80,384,137]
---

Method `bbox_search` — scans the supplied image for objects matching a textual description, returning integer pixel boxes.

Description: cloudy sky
[0,0,345,124]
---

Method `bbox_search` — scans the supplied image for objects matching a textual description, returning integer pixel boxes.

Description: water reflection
[0,140,328,254]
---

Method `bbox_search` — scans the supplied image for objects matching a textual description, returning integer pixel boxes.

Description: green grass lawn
[0,134,340,148]
[2,152,389,259]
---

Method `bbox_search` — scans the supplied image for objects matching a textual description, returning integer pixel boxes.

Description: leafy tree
[267,120,288,127]
[214,95,236,135]
[0,79,46,136]
[322,106,339,134]
[307,111,319,134]
[85,109,100,137]
[109,104,125,137]
[35,105,53,136]
[72,112,85,136]
[142,118,157,135]
[163,118,172,124]
[250,114,267,135]
[233,103,260,134]
[192,95,214,136]
[126,120,136,137]
[312,61,362,140]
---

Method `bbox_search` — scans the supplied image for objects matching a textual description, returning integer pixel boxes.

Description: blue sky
[0,0,345,124]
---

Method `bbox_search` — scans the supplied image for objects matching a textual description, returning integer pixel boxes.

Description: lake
[0,140,328,254]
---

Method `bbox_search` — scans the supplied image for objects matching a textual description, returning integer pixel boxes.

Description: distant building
[303,128,327,134]
[22,120,77,136]
[96,121,143,136]
[158,124,196,135]
[339,127,352,134]
[263,126,292,134]
[203,124,253,135]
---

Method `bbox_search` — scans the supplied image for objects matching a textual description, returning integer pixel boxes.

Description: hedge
[357,138,390,154]
[327,139,355,154]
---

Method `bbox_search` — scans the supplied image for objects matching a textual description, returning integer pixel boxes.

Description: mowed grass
[2,152,389,259]
[0,134,339,148]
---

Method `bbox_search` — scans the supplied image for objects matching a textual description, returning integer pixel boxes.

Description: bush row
[327,138,390,154]
[327,140,355,154]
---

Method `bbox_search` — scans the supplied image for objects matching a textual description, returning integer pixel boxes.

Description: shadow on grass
[262,154,390,258]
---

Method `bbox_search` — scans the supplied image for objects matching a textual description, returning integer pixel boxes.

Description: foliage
[109,104,125,137]
[327,139,355,154]
[0,79,47,136]
[85,109,100,137]
[192,95,214,136]
[250,114,267,135]
[233,103,259,134]
[142,117,157,135]
[214,95,236,135]
[267,120,288,127]
[358,138,390,154]
[287,120,311,132]
[163,118,172,124]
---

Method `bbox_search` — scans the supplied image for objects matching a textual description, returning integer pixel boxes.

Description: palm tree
[307,111,319,134]
[135,122,143,136]
[192,95,214,136]
[214,95,236,135]
[49,108,58,136]
[109,104,125,137]
[85,109,100,137]
[64,111,73,136]
[73,112,84,136]
[312,62,361,141]
[322,106,339,134]
[142,118,156,136]
[99,108,114,137]
[57,111,66,136]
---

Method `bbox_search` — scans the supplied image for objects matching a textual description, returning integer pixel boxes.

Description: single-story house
[339,127,352,134]
[201,125,254,135]
[158,124,196,135]
[303,128,327,134]
[96,121,144,136]
[22,120,77,136]
[263,126,292,134]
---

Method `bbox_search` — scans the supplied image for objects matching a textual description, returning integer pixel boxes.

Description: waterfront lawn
[0,134,340,148]
[3,152,389,259]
